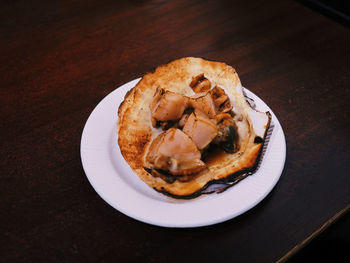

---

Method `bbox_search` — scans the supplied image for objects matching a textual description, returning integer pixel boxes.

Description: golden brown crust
[117,57,271,198]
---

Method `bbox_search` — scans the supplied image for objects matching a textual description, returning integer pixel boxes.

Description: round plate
[81,78,286,228]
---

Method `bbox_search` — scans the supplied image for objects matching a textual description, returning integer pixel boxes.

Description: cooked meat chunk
[146,128,206,176]
[182,109,218,150]
[189,73,211,93]
[150,88,189,124]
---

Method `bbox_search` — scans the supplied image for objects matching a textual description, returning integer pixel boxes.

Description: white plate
[81,78,286,228]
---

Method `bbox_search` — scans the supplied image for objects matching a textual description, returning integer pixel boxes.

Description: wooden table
[1,0,349,262]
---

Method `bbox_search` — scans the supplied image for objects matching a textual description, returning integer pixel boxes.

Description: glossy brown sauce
[202,146,227,166]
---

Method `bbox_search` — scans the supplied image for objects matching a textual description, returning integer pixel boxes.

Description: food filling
[145,74,240,182]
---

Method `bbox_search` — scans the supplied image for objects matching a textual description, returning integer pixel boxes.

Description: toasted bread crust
[117,57,270,198]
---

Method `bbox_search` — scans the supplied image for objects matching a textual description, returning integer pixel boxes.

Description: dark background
[289,212,349,262]
[289,2,349,261]
[298,0,350,26]
[1,0,349,262]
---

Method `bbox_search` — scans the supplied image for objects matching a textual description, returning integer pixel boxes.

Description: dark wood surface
[1,0,349,262]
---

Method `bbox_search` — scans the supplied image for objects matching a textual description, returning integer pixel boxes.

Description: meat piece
[183,109,218,150]
[189,73,211,93]
[215,112,232,123]
[213,118,239,153]
[150,88,189,124]
[146,128,206,176]
[210,86,233,113]
[190,92,217,118]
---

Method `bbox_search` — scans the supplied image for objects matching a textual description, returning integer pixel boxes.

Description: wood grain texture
[1,0,349,262]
